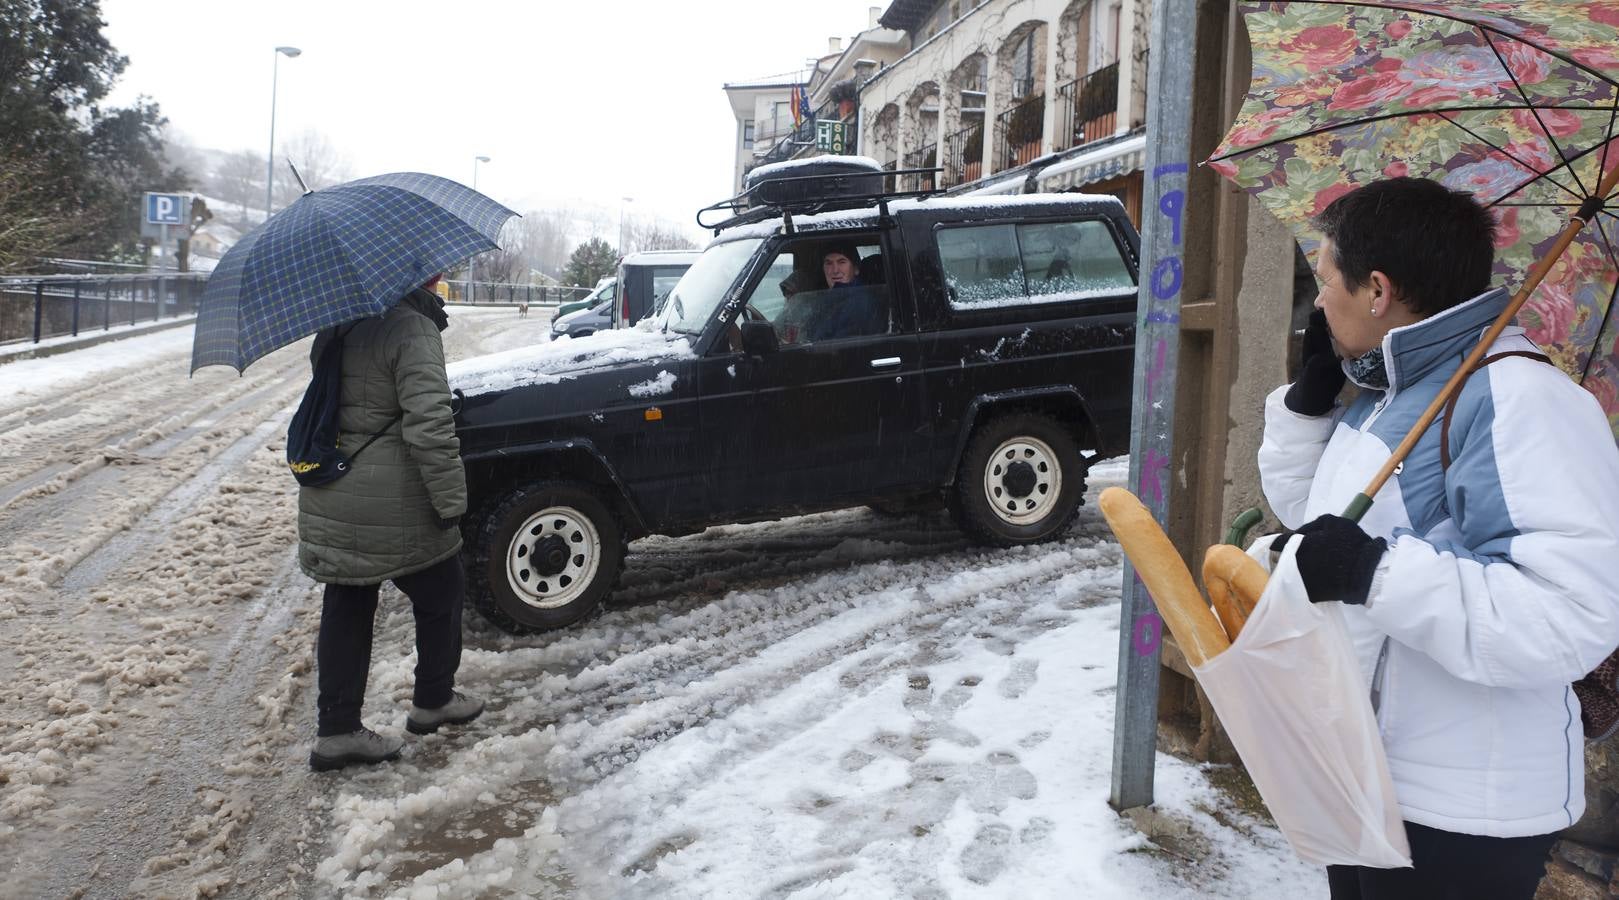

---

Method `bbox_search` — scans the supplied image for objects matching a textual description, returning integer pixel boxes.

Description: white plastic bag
[1191,534,1411,869]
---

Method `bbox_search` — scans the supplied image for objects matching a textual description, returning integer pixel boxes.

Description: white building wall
[857,0,1145,189]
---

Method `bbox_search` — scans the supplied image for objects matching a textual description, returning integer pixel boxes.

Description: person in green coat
[299,274,484,771]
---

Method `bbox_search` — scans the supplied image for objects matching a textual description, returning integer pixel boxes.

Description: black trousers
[316,554,464,736]
[1327,822,1557,900]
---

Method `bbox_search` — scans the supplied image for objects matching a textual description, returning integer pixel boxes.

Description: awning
[960,172,1030,196]
[1036,133,1148,193]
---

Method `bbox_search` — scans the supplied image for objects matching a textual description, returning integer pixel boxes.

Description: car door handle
[869,357,902,369]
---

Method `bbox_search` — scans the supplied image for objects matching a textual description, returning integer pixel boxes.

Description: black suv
[449,157,1139,633]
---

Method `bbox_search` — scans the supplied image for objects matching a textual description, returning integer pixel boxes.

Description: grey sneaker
[406,690,485,735]
[309,727,404,772]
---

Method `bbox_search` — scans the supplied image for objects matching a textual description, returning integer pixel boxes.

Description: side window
[938,219,1133,310]
[1017,221,1134,299]
[650,267,687,315]
[732,237,892,346]
[937,224,1026,307]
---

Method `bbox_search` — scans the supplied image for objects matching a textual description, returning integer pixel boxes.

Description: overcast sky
[100,0,889,240]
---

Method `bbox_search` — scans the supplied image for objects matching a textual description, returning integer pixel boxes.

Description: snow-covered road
[0,309,1323,898]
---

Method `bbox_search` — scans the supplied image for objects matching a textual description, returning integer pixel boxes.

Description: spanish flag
[790,84,810,127]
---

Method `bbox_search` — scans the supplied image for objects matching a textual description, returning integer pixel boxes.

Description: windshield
[655,238,763,335]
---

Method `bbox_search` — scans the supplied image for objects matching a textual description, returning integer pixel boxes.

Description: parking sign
[144,192,188,225]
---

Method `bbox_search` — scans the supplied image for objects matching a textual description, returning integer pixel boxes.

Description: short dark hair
[1311,177,1496,317]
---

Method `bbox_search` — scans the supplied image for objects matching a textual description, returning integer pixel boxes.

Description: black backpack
[286,325,398,487]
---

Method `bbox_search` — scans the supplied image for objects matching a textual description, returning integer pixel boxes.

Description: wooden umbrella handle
[1348,161,1619,522]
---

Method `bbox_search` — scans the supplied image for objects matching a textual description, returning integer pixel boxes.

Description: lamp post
[467,155,490,302]
[266,46,302,220]
[618,196,634,257]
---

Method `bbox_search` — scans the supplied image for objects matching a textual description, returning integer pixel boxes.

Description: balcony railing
[903,142,937,192]
[1056,61,1120,152]
[994,93,1045,173]
[944,120,985,188]
[1011,75,1036,99]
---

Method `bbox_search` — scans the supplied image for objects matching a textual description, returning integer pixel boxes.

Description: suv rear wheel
[951,412,1085,546]
[468,481,624,633]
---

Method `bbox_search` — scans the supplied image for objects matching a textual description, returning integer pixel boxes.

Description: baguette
[1202,543,1270,642]
[1098,487,1231,666]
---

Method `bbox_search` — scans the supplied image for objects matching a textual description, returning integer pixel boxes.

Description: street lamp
[468,156,491,302]
[266,45,302,220]
[619,196,634,257]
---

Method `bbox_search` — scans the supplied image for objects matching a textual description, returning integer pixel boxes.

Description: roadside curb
[0,316,196,366]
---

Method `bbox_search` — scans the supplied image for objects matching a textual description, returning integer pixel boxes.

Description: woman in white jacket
[1259,177,1619,899]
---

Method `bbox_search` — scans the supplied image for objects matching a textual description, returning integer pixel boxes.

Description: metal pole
[32,282,43,343]
[103,280,110,331]
[157,222,168,318]
[266,47,301,220]
[267,52,280,219]
[72,283,80,336]
[1110,0,1197,813]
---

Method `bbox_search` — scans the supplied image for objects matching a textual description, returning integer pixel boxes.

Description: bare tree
[516,207,575,280]
[624,217,699,254]
[215,150,264,224]
[276,128,352,204]
[0,151,70,271]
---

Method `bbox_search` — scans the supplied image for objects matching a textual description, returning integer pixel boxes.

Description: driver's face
[823,252,855,286]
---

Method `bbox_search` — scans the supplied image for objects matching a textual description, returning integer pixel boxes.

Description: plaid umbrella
[190,172,517,373]
[1207,1,1619,441]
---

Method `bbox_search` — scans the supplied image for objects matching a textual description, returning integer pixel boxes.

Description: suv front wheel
[468,481,625,632]
[951,412,1086,546]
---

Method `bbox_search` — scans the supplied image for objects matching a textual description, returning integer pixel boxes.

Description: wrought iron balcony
[903,142,938,192]
[994,93,1045,173]
[944,121,985,188]
[1055,61,1120,153]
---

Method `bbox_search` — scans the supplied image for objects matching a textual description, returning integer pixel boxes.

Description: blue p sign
[144,192,187,225]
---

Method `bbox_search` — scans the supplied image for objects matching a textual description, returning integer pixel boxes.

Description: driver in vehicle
[777,241,887,344]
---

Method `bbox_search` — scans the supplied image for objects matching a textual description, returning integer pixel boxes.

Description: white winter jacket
[1259,288,1619,838]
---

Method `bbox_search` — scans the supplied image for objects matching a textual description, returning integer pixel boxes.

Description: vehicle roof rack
[697,164,946,233]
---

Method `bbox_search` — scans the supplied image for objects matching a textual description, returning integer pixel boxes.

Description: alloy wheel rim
[982,436,1062,526]
[506,505,602,610]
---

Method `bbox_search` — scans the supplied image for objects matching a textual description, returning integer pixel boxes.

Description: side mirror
[739,320,779,357]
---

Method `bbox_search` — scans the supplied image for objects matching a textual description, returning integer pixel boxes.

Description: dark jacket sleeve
[388,312,467,519]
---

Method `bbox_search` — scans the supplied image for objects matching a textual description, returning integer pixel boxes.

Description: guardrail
[0,273,206,346]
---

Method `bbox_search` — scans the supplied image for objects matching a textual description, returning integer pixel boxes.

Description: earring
[1370,305,1379,317]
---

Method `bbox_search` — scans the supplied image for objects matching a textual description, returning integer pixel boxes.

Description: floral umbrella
[1208,1,1619,441]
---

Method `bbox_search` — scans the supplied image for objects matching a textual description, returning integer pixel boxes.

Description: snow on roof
[748,155,883,181]
[621,250,701,265]
[708,192,1129,245]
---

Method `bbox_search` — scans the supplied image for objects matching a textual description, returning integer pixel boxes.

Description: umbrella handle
[1350,159,1619,521]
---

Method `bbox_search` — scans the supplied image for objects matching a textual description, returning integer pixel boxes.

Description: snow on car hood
[448,327,695,397]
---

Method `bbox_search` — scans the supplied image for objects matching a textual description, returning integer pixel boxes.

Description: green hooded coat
[297,289,467,584]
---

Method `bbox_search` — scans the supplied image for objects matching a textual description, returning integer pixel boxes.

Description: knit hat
[821,241,861,266]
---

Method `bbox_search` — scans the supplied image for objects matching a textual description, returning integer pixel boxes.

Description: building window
[1012,32,1036,98]
[1102,1,1123,66]
[743,119,755,149]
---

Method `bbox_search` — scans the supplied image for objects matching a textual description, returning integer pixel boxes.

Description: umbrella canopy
[191,172,517,373]
[1208,1,1619,439]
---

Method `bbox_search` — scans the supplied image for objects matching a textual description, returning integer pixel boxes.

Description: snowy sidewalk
[0,314,196,366]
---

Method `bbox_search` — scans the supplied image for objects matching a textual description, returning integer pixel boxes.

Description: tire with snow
[950,412,1085,547]
[467,480,625,633]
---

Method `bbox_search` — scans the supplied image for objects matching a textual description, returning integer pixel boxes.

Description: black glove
[1285,309,1347,416]
[434,514,461,530]
[1290,514,1387,605]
